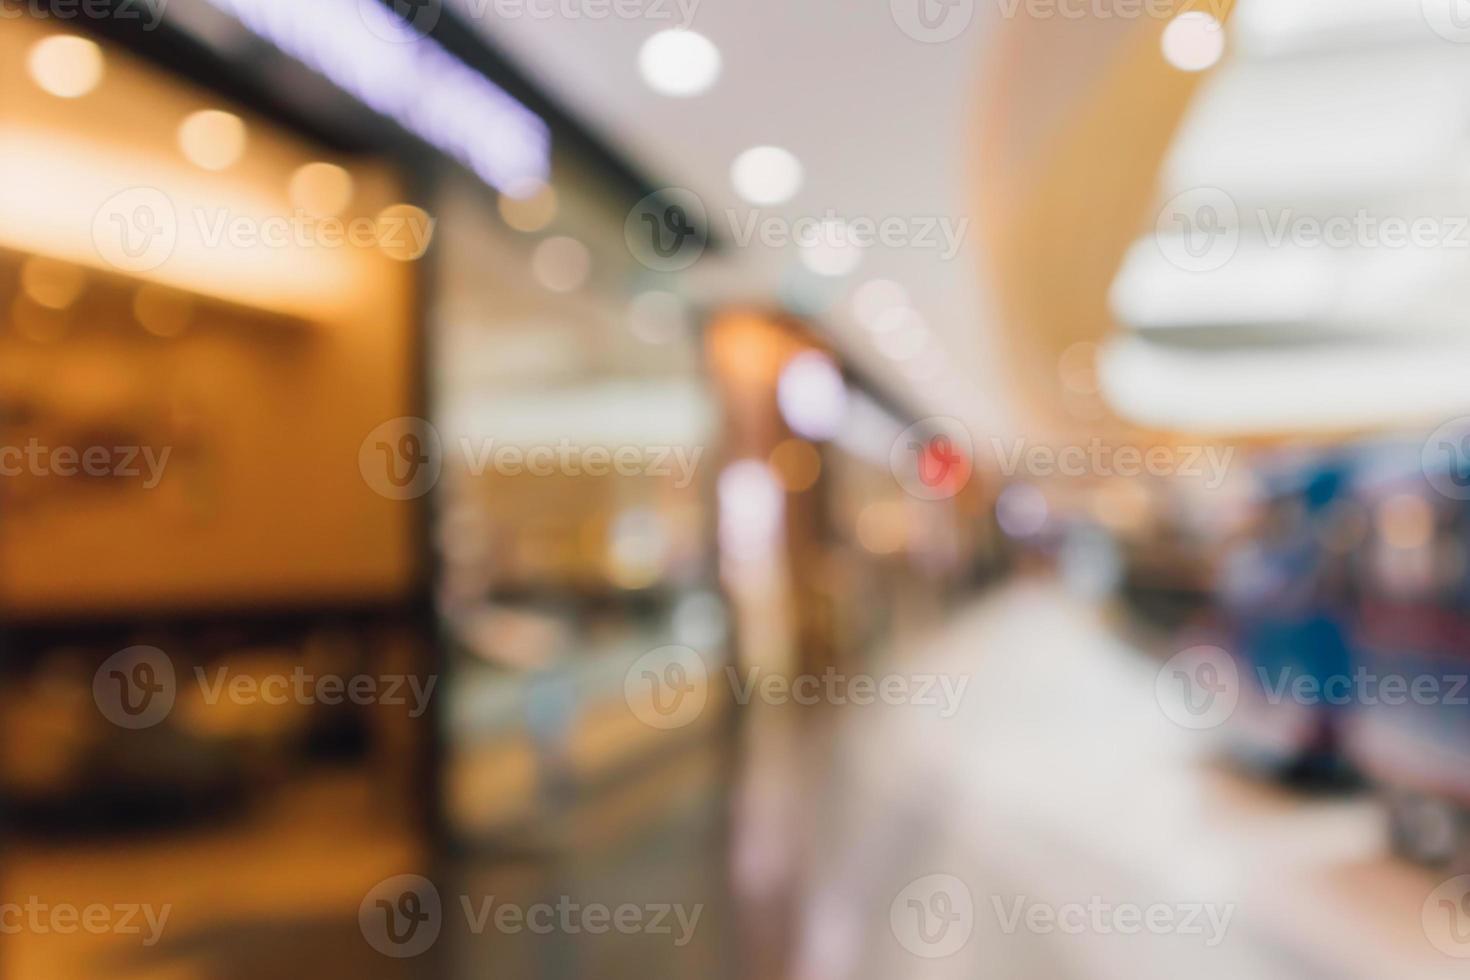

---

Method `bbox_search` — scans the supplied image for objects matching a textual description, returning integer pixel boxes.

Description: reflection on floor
[5,578,1464,978]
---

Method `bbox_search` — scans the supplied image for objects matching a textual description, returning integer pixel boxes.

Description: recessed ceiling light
[289,162,354,217]
[27,35,103,98]
[731,146,802,206]
[1161,12,1225,72]
[178,109,247,171]
[638,29,721,97]
[798,220,862,278]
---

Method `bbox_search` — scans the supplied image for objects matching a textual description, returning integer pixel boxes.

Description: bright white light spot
[778,351,847,441]
[730,146,803,205]
[798,220,862,277]
[997,484,1049,538]
[1161,12,1225,72]
[638,29,721,97]
[852,279,909,329]
[718,460,784,564]
[608,508,669,590]
[27,35,103,98]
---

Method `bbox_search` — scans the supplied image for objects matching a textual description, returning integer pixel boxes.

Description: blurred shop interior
[6,0,1470,978]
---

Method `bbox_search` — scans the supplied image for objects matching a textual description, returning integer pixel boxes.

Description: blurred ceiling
[467,0,1012,434]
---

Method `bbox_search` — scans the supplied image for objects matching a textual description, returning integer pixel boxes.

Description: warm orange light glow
[856,501,907,555]
[19,256,85,310]
[498,180,558,232]
[769,438,822,493]
[178,109,248,171]
[133,284,194,337]
[376,204,436,262]
[289,162,355,217]
[0,125,375,319]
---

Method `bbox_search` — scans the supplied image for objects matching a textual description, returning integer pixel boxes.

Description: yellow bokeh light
[498,180,558,233]
[27,35,104,98]
[856,501,907,556]
[133,284,194,338]
[769,438,822,493]
[178,110,248,171]
[20,257,85,310]
[289,162,355,218]
[376,204,436,262]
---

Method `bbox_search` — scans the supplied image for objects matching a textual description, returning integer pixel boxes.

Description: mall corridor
[8,2,1470,977]
[7,579,1458,979]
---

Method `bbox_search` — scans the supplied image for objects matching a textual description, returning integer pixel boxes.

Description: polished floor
[4,578,1463,978]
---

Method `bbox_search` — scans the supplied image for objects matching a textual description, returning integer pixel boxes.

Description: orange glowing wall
[0,20,422,615]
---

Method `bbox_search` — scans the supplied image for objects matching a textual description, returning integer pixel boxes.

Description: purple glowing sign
[199,0,551,192]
